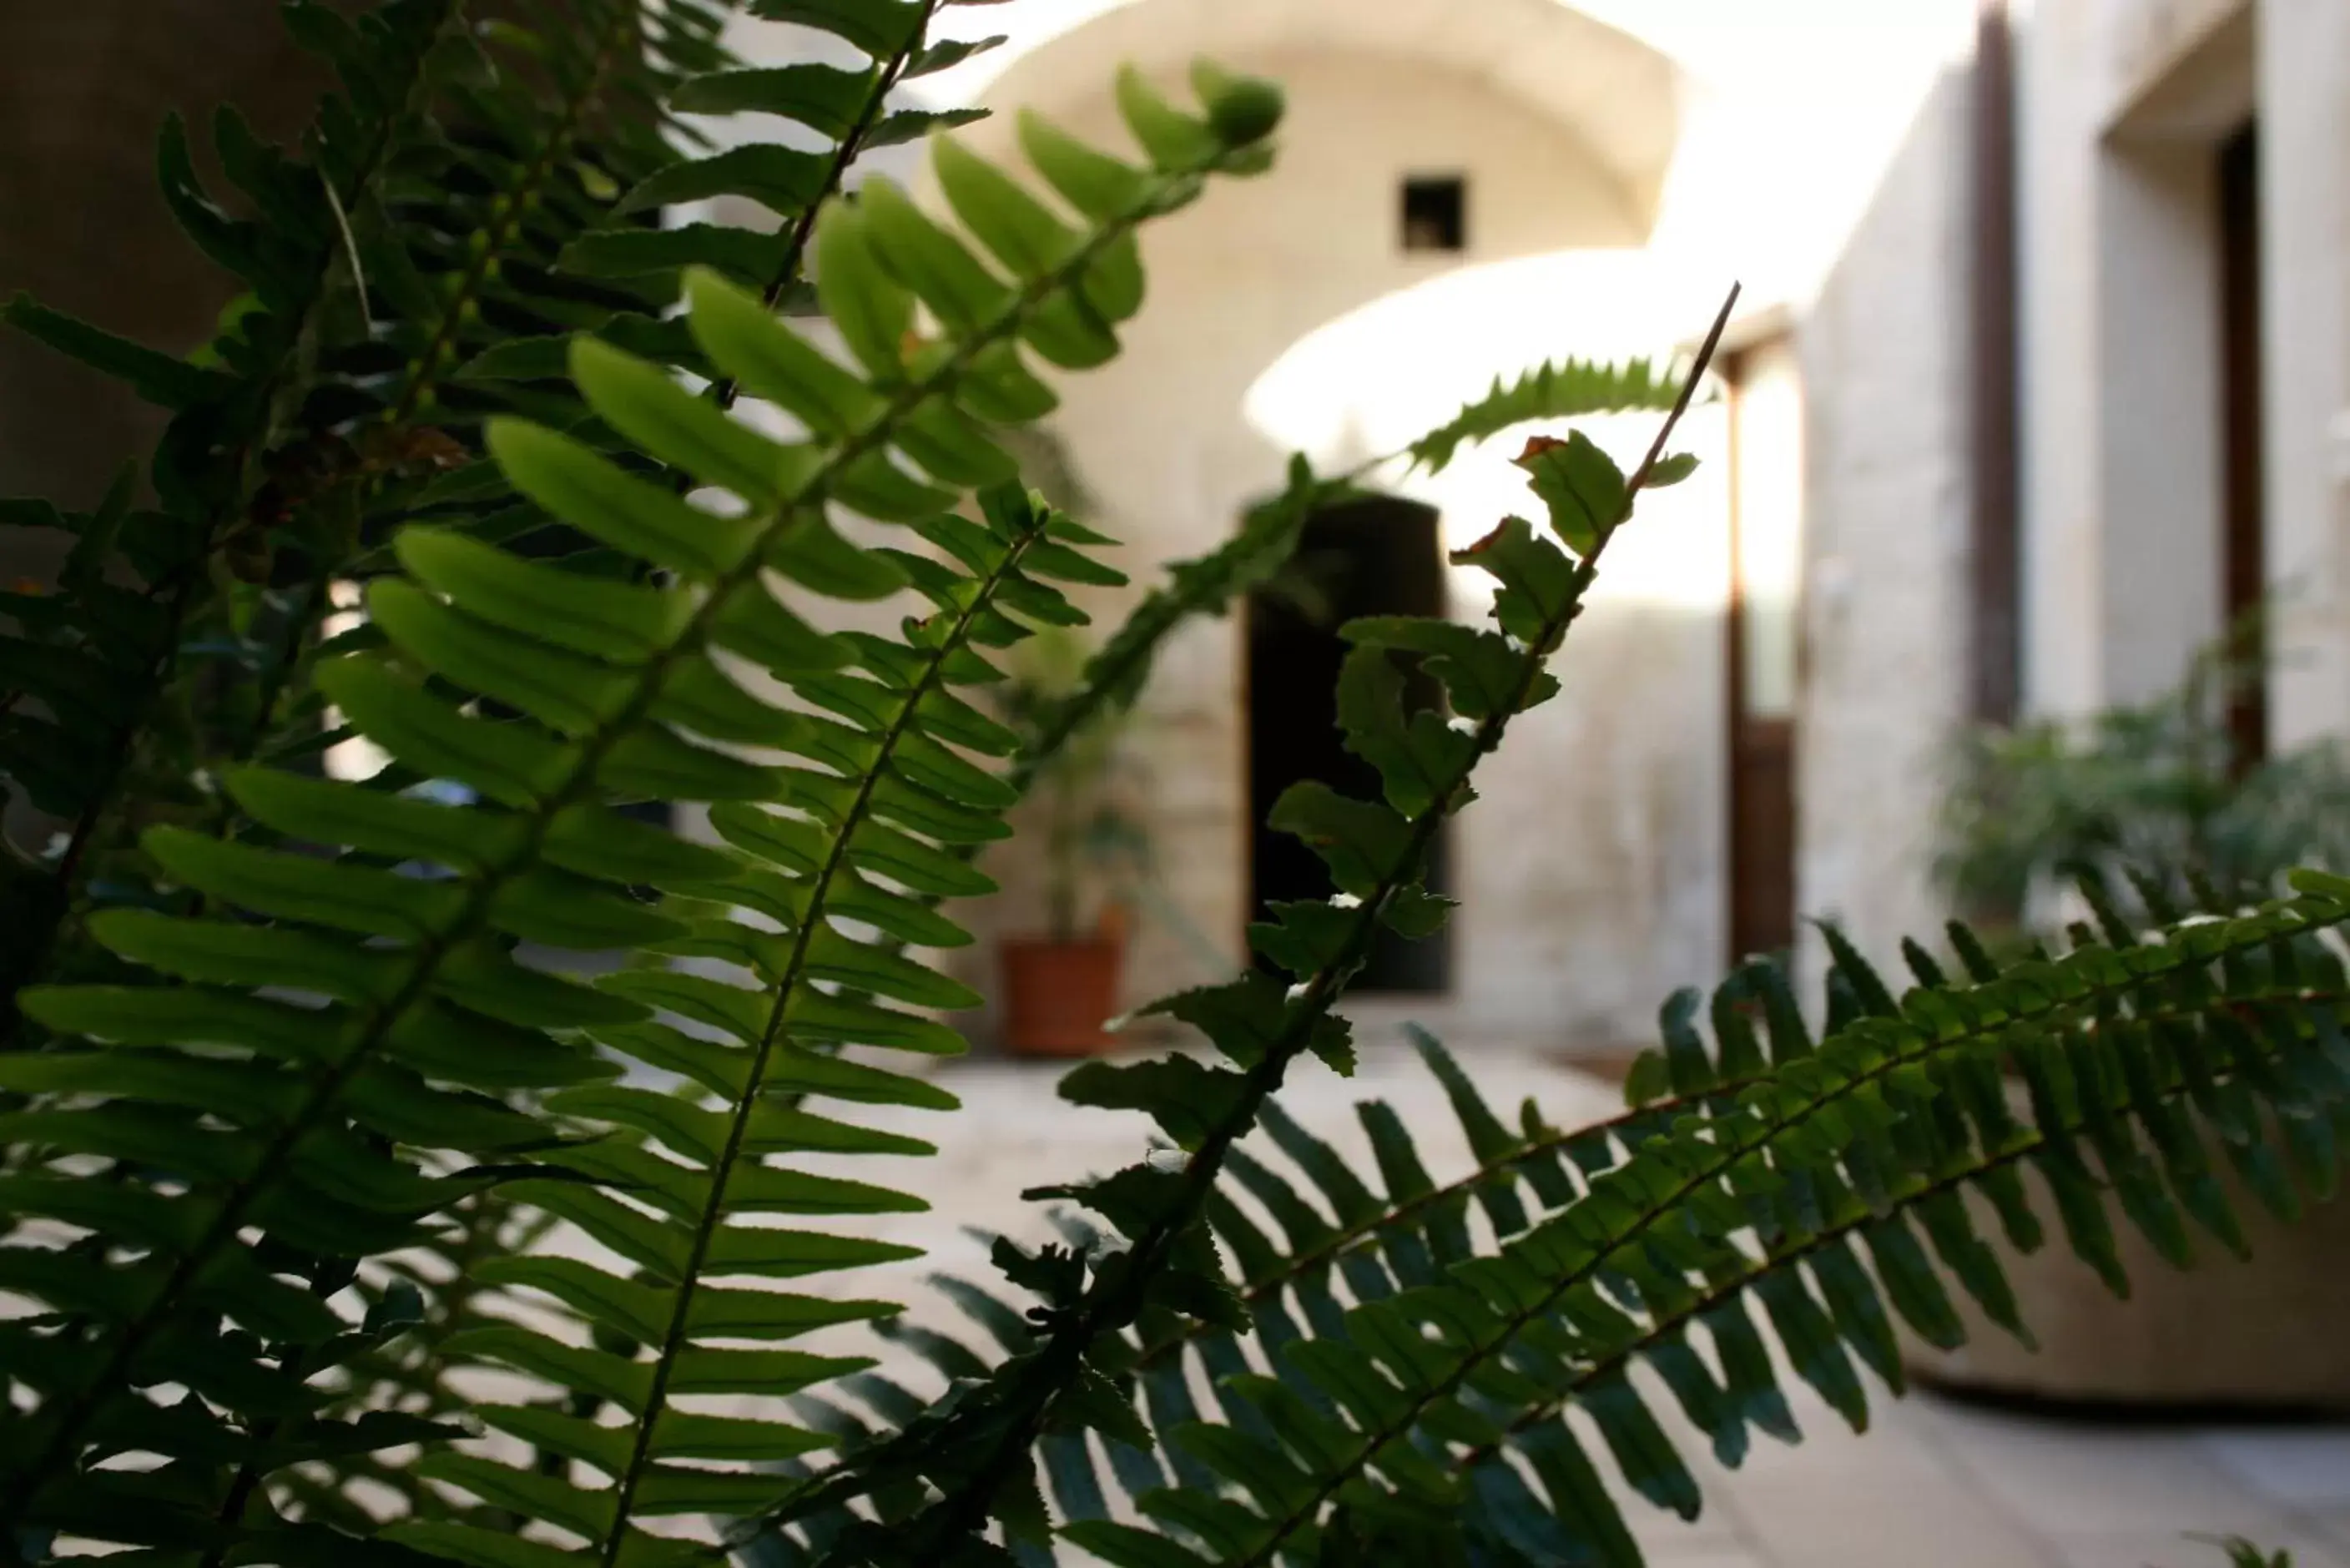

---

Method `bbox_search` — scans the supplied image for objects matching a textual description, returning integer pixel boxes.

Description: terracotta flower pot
[999,937,1123,1058]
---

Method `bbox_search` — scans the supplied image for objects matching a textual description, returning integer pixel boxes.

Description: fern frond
[659,1,999,376]
[392,0,996,533]
[0,0,748,1031]
[5,0,960,1028]
[391,78,1292,1559]
[399,484,1072,1565]
[1405,355,1687,476]
[225,0,1007,892]
[727,1030,1610,1560]
[876,895,2341,1559]
[2196,1537,2296,1568]
[0,64,1284,1558]
[250,14,991,1458]
[1058,885,2350,1566]
[216,0,723,802]
[736,287,1737,1564]
[780,455,1348,1056]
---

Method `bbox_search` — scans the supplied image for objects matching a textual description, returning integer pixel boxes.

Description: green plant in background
[996,627,1149,944]
[3,5,2346,1566]
[1939,615,2350,925]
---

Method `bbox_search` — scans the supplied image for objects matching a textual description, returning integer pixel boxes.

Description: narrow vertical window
[1401,174,1466,253]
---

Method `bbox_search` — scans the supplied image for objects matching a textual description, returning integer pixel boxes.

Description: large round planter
[998,937,1123,1058]
[1902,1086,2350,1410]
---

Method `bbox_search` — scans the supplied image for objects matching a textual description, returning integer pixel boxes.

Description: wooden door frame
[2216,118,2266,771]
[1722,335,1803,966]
[1970,0,2021,728]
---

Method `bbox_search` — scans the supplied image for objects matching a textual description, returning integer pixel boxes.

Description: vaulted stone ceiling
[930,0,1685,236]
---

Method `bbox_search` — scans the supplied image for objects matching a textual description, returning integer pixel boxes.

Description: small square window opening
[1401,174,1466,253]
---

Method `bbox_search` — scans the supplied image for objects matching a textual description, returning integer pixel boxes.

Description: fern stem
[1231,962,2347,1564]
[705,0,944,420]
[0,135,1246,1523]
[1010,486,1344,789]
[593,496,1050,1564]
[777,291,1743,1560]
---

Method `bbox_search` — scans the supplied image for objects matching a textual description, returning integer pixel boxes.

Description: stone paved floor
[777,1046,2350,1568]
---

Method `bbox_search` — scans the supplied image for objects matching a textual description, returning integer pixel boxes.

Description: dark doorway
[1725,340,1803,966]
[2217,120,2266,771]
[1246,497,1451,993]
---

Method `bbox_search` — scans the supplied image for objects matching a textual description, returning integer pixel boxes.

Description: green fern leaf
[1066,890,2350,1565]
[738,290,1722,1565]
[1409,355,1687,474]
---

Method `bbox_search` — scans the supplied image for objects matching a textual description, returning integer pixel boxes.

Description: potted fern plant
[994,628,1152,1056]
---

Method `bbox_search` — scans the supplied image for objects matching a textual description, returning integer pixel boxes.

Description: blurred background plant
[1938,608,2350,932]
[2195,1535,2293,1568]
[996,624,1154,945]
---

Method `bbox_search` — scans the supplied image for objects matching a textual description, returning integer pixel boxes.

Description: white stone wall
[1793,66,1974,985]
[2018,0,2246,718]
[2018,0,2350,736]
[1797,0,2350,992]
[2256,0,2350,750]
[2014,0,2106,723]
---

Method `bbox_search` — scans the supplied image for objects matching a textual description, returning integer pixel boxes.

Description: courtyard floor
[800,1044,2350,1568]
